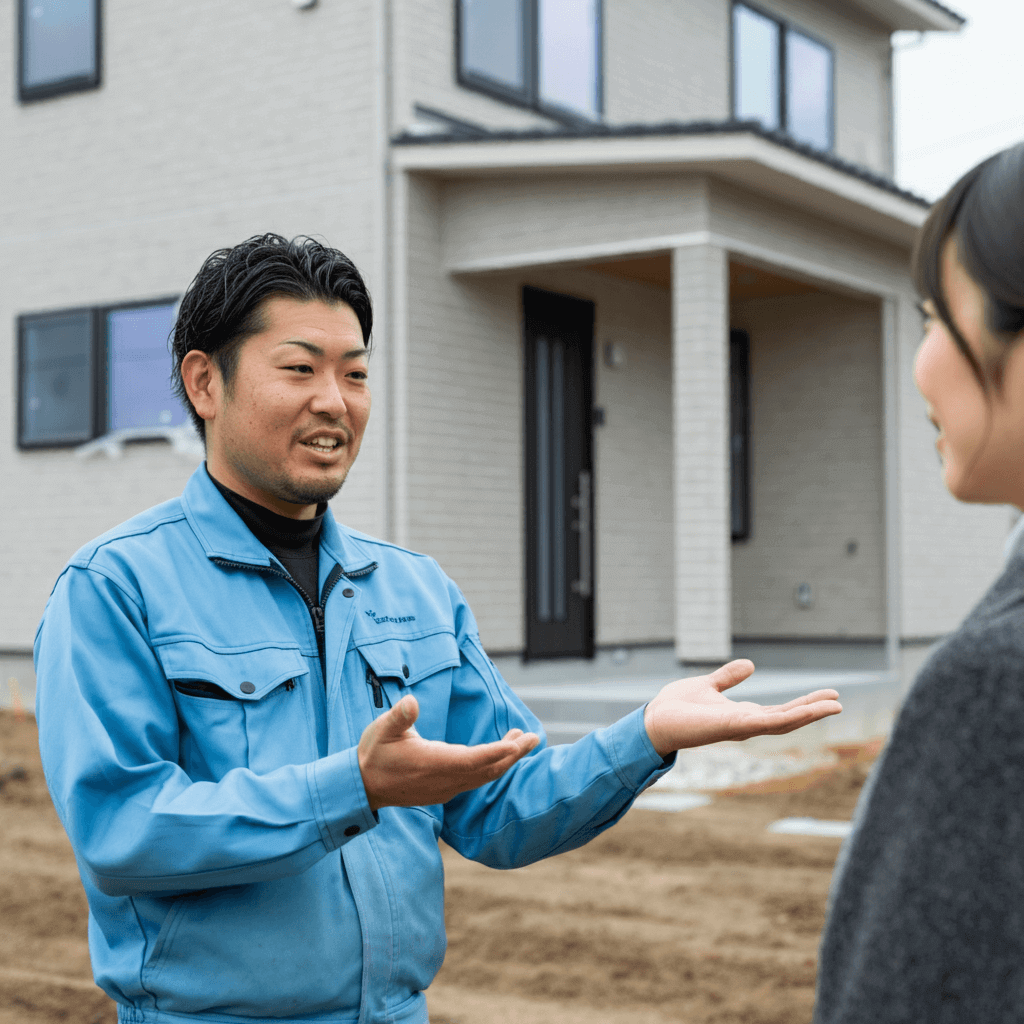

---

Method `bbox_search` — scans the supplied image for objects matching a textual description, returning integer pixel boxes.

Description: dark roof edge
[919,0,966,26]
[392,118,931,210]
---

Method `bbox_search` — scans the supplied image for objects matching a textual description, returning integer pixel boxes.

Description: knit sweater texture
[814,549,1024,1022]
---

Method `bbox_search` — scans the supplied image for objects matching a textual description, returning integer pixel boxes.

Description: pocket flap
[154,641,309,701]
[355,631,461,686]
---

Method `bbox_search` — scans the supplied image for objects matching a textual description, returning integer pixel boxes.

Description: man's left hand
[643,659,842,757]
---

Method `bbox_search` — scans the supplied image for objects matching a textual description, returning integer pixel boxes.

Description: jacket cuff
[600,705,677,792]
[307,747,379,851]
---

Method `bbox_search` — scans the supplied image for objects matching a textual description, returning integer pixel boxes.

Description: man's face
[203,295,371,518]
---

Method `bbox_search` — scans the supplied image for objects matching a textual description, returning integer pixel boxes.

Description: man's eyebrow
[279,340,324,357]
[278,340,368,359]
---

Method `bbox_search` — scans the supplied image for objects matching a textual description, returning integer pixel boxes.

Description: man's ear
[181,350,221,425]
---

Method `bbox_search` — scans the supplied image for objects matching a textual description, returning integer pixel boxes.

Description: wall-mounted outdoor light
[794,583,814,610]
[603,342,626,369]
[292,0,317,9]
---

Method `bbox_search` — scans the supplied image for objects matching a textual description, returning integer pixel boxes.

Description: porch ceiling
[588,255,823,300]
[393,128,928,249]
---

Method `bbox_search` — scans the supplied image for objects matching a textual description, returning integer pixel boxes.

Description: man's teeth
[304,437,339,449]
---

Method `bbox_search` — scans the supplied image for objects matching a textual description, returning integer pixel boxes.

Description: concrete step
[512,670,901,755]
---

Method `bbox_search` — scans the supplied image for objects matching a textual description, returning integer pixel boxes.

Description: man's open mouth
[301,436,343,453]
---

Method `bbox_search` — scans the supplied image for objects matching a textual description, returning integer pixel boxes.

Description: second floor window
[19,0,101,102]
[18,299,185,449]
[732,2,833,152]
[458,0,602,122]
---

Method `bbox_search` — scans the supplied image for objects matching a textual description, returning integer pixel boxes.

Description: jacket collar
[181,464,378,577]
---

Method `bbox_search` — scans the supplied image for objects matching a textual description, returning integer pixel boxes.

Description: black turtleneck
[208,469,326,607]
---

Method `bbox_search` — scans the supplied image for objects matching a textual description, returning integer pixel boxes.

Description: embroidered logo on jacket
[365,609,417,625]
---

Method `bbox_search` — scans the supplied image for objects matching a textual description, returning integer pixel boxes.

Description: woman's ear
[180,350,220,425]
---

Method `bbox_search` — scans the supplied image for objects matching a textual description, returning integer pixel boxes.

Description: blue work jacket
[34,466,672,1024]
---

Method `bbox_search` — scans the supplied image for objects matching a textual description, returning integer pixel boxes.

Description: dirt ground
[0,709,877,1024]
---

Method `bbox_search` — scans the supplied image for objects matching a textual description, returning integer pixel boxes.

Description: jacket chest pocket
[155,641,313,780]
[352,631,461,741]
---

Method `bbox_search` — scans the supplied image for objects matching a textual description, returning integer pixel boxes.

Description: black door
[523,287,595,660]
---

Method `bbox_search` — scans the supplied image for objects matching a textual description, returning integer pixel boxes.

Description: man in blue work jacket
[34,234,842,1024]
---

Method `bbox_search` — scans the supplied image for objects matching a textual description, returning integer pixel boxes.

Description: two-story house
[2,0,996,711]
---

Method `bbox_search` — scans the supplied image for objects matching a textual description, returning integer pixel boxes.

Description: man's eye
[289,365,314,374]
[348,370,368,380]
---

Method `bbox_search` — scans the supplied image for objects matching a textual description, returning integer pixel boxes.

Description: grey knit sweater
[814,550,1024,1022]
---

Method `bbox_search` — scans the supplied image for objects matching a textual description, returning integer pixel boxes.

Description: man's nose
[309,373,347,418]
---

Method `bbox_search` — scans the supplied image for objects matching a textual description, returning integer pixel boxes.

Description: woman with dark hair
[813,142,1024,1023]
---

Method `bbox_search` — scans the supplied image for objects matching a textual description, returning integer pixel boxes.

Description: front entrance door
[523,286,594,660]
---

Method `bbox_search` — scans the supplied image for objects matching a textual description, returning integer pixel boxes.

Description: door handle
[570,470,592,599]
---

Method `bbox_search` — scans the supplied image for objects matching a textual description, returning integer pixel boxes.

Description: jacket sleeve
[439,579,674,868]
[34,564,377,898]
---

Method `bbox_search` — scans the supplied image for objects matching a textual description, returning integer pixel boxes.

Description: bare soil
[0,711,877,1024]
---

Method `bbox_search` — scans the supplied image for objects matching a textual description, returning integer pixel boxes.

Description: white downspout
[882,294,903,677]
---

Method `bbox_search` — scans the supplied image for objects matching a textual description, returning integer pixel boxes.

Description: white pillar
[882,295,902,674]
[671,245,731,663]
[389,169,410,549]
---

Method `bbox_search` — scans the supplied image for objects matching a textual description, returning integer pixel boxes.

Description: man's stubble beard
[228,444,357,508]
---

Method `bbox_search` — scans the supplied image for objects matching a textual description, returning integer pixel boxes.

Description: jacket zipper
[366,665,384,709]
[212,558,345,688]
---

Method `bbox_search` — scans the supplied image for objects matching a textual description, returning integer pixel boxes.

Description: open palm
[643,659,842,756]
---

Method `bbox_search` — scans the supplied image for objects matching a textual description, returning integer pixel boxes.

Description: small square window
[732,3,833,153]
[457,0,602,123]
[18,310,96,447]
[19,0,101,102]
[459,0,528,95]
[538,0,601,120]
[733,4,780,131]
[786,29,833,151]
[17,298,185,450]
[107,303,185,432]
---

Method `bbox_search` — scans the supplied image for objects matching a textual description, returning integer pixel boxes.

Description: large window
[732,2,833,152]
[19,0,101,102]
[457,0,602,122]
[18,299,185,449]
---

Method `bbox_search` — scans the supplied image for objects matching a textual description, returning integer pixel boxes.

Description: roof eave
[848,0,964,32]
[392,132,928,248]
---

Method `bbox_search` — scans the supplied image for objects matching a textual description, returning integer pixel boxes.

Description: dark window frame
[730,0,834,153]
[18,0,102,104]
[16,295,180,451]
[730,329,752,542]
[455,0,604,126]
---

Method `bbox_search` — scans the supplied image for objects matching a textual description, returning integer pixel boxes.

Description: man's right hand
[357,695,540,812]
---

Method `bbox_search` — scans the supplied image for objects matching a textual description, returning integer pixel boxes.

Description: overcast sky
[894,0,1024,201]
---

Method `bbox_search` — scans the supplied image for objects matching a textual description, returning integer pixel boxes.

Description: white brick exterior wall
[393,0,892,180]
[403,177,525,650]
[589,273,675,646]
[0,1,385,649]
[441,173,708,270]
[0,0,992,664]
[895,296,1009,637]
[672,244,731,662]
[730,293,886,638]
[405,177,678,651]
[604,0,730,124]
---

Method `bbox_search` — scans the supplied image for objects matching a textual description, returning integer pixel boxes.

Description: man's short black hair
[171,233,373,439]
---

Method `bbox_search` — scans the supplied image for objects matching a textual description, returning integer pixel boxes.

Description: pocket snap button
[240,681,256,694]
[402,664,410,678]
[342,588,355,598]
[344,825,360,837]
